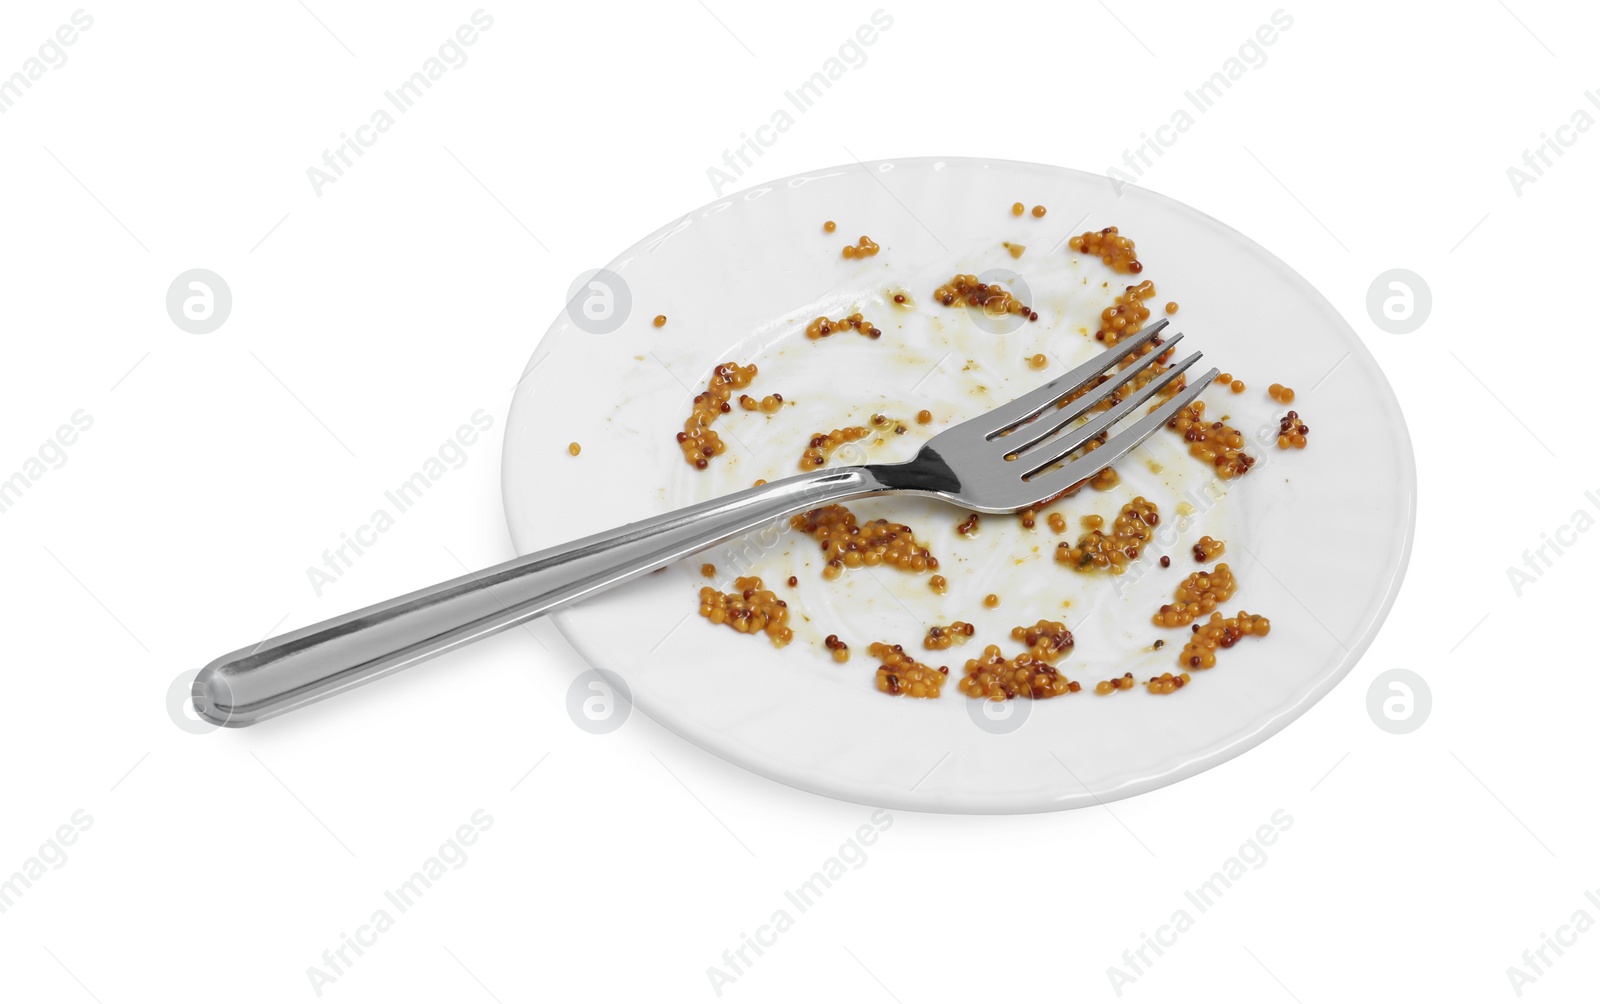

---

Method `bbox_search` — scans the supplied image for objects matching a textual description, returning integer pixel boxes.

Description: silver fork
[194,319,1214,726]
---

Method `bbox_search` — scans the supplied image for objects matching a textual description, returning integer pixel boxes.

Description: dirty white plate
[502,157,1414,813]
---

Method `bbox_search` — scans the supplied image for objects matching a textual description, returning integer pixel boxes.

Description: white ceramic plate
[502,157,1414,814]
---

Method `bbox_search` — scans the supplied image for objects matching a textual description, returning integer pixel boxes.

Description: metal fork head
[875,321,1219,513]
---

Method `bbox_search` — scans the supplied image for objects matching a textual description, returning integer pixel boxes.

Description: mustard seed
[872,642,944,698]
[842,235,879,258]
[1057,498,1159,575]
[1153,563,1237,628]
[958,620,1078,700]
[791,504,935,577]
[923,621,974,651]
[679,361,756,468]
[698,576,793,648]
[1067,225,1141,274]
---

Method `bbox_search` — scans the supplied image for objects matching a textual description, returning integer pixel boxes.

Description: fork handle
[193,466,892,727]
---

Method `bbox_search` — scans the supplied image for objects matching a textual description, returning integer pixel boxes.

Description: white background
[1,1,1594,1001]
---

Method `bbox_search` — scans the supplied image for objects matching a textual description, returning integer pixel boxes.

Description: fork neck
[866,448,962,496]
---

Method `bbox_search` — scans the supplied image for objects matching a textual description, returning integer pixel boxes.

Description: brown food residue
[1179,610,1271,669]
[1192,536,1225,562]
[1055,496,1159,574]
[1153,563,1238,628]
[933,274,1038,322]
[806,312,881,340]
[1068,225,1142,274]
[799,425,870,469]
[1276,410,1309,450]
[958,621,1079,700]
[824,634,851,663]
[678,361,756,469]
[790,504,938,579]
[841,235,880,259]
[1145,672,1193,695]
[923,621,975,651]
[1095,672,1138,695]
[871,642,946,698]
[698,576,793,647]
[1166,401,1256,478]
[738,393,784,413]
